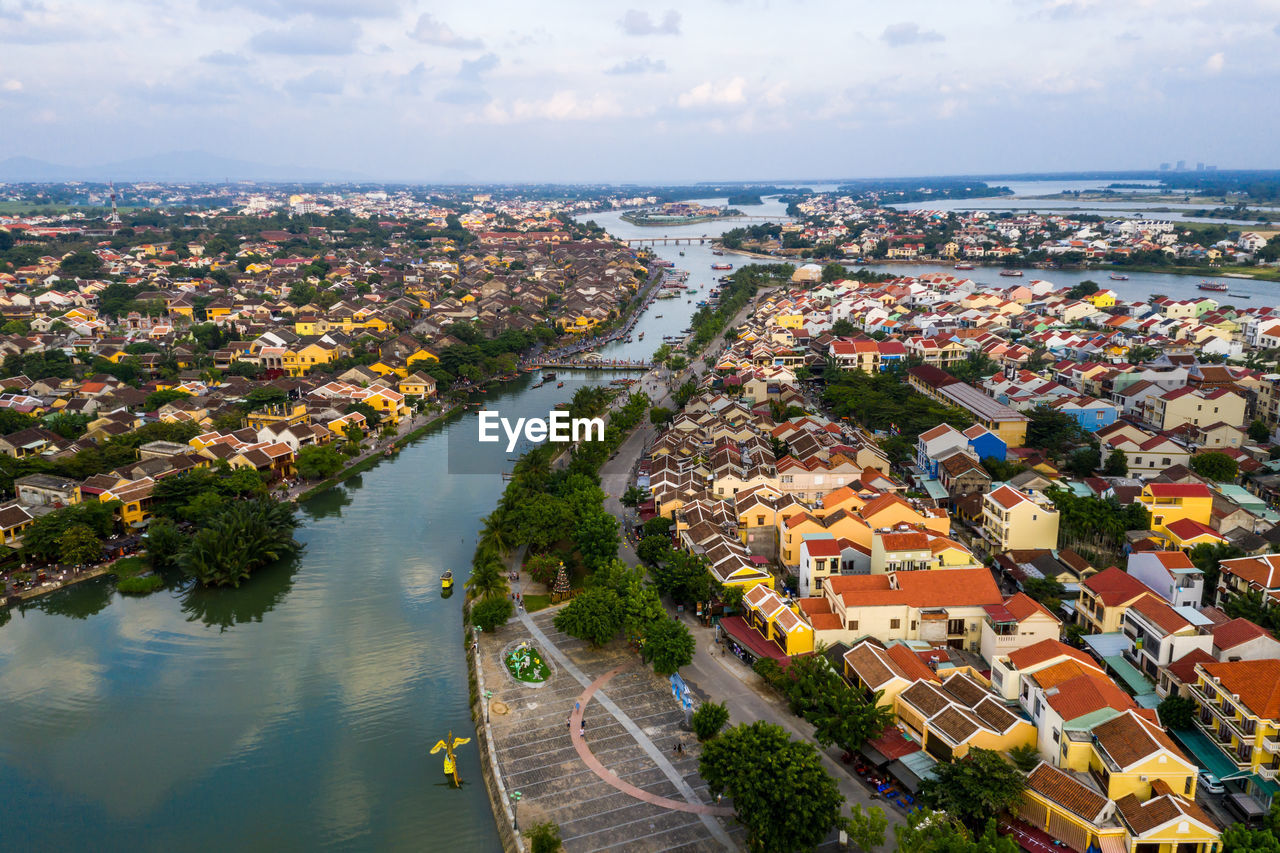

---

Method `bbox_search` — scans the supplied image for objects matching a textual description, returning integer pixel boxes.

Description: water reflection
[177,556,301,632]
[23,577,114,621]
[299,485,354,521]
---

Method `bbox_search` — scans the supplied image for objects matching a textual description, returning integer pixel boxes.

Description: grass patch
[111,556,147,578]
[117,574,164,595]
[523,593,551,613]
[504,642,551,683]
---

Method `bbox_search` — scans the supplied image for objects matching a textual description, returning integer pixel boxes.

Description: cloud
[1204,52,1224,74]
[0,0,43,22]
[284,69,343,97]
[605,56,668,75]
[618,9,680,36]
[409,13,482,49]
[881,22,944,47]
[436,86,490,105]
[198,0,399,19]
[200,50,249,66]
[248,20,359,55]
[482,91,627,123]
[676,77,746,108]
[458,52,498,82]
[3,78,22,91]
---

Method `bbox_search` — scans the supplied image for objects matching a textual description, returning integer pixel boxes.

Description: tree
[471,596,514,632]
[620,486,644,508]
[1157,694,1196,730]
[1022,577,1067,612]
[466,553,509,601]
[650,549,718,605]
[810,688,894,752]
[636,535,669,566]
[1065,279,1099,299]
[641,616,695,675]
[1250,419,1273,443]
[700,721,845,853]
[178,497,302,588]
[691,701,730,741]
[642,516,674,538]
[918,748,1027,831]
[821,261,845,282]
[896,812,1019,853]
[144,388,192,411]
[1026,405,1090,459]
[1189,541,1244,591]
[524,553,561,587]
[1008,743,1040,773]
[553,586,622,647]
[59,523,102,566]
[1191,451,1238,482]
[1103,448,1128,476]
[144,517,187,571]
[649,406,673,425]
[342,423,364,456]
[478,510,514,558]
[574,509,618,572]
[526,821,562,853]
[1065,446,1101,477]
[831,318,855,337]
[296,445,344,480]
[59,250,103,278]
[846,804,889,853]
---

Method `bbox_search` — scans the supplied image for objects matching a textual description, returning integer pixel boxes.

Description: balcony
[1263,736,1280,754]
[1261,766,1278,782]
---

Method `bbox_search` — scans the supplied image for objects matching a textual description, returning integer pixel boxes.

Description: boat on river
[441,571,453,590]
[954,263,974,270]
[1109,273,1130,280]
[711,263,733,270]
[999,269,1023,277]
[1198,281,1229,292]
[542,372,557,380]
[1230,292,1252,299]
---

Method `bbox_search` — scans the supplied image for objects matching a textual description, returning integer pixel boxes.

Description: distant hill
[0,150,369,183]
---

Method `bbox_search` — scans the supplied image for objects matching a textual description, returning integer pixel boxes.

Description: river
[0,233,712,850]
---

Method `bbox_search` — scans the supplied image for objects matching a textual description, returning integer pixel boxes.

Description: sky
[1,0,1278,182]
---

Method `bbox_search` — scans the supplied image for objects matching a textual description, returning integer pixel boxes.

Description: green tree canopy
[552,586,622,647]
[918,748,1027,831]
[641,616,695,675]
[699,721,845,853]
[1190,451,1238,482]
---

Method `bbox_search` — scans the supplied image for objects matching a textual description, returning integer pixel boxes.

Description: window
[890,619,901,630]
[815,577,824,590]
[756,515,765,526]
[848,620,859,630]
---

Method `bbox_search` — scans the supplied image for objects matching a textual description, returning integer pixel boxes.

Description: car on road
[1198,770,1225,795]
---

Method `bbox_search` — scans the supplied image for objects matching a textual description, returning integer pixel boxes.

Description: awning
[1102,655,1155,694]
[887,750,939,793]
[1098,836,1127,853]
[720,616,788,663]
[862,727,921,767]
[1170,727,1239,780]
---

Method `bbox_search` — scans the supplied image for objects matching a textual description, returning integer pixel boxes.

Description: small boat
[954,263,974,270]
[999,269,1023,277]
[441,571,453,590]
[543,372,557,380]
[679,251,685,256]
[1198,281,1229,292]
[556,381,564,388]
[712,250,725,256]
[711,263,733,270]
[1229,292,1252,299]
[1109,273,1129,281]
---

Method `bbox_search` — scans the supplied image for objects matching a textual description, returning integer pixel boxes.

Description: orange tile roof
[1007,638,1095,672]
[1002,592,1059,623]
[1200,659,1280,719]
[1211,617,1273,651]
[1044,673,1135,720]
[1082,566,1151,607]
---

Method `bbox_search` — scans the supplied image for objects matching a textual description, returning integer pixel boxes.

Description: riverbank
[714,243,1280,282]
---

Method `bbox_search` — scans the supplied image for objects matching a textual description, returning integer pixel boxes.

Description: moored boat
[711,263,732,270]
[1198,281,1229,292]
[441,571,453,590]
[954,263,974,270]
[999,269,1023,277]
[1109,273,1129,281]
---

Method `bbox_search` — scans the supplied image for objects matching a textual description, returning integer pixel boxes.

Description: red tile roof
[1081,566,1151,607]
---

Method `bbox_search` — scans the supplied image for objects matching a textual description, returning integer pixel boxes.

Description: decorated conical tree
[551,561,571,603]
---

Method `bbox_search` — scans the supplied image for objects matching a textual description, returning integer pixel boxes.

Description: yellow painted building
[1137,483,1214,537]
[740,584,814,656]
[1190,660,1280,782]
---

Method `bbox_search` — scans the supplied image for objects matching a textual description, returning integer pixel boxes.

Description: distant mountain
[0,150,369,183]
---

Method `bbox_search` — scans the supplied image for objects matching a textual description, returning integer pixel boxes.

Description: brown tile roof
[1092,710,1188,770]
[1026,763,1108,821]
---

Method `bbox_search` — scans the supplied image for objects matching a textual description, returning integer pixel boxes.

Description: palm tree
[465,553,509,601]
[477,510,513,557]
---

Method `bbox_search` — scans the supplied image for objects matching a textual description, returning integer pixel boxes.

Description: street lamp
[483,689,493,724]
[509,790,523,831]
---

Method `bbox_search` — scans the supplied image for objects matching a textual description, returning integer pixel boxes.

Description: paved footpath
[481,607,744,852]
